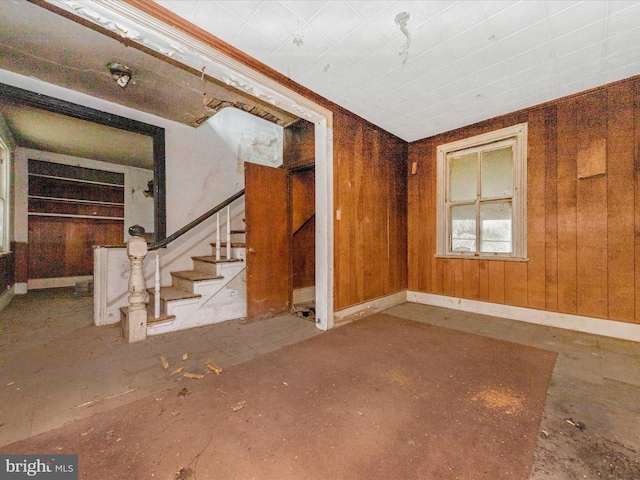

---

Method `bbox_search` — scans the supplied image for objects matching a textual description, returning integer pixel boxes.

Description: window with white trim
[436,123,527,260]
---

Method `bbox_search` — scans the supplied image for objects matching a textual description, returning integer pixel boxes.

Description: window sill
[435,254,529,262]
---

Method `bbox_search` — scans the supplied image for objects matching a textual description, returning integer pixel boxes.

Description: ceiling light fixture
[394,12,411,64]
[107,62,132,88]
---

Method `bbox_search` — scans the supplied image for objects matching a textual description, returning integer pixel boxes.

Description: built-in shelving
[28,159,125,220]
[27,159,126,279]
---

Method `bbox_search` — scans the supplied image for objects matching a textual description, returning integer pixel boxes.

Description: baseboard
[334,291,407,326]
[0,286,14,312]
[14,282,27,294]
[408,291,640,343]
[28,275,93,290]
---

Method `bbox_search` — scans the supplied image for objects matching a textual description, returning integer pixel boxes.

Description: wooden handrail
[148,189,244,251]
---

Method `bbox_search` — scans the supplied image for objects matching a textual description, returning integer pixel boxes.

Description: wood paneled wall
[126,1,410,313]
[334,112,408,311]
[0,252,14,293]
[408,76,640,325]
[284,119,315,170]
[28,217,123,279]
[291,169,316,290]
[11,242,27,283]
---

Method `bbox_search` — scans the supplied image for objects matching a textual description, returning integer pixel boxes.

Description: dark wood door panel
[245,163,289,321]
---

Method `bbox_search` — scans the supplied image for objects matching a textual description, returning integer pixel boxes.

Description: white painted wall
[2,69,287,321]
[167,106,283,232]
[91,108,283,325]
[0,70,283,240]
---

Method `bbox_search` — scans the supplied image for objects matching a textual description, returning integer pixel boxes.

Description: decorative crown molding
[48,0,329,124]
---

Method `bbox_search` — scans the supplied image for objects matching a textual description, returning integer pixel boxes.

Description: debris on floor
[183,372,204,380]
[205,362,222,375]
[74,280,93,296]
[182,353,189,361]
[565,418,586,431]
[293,302,316,322]
[170,367,184,377]
[161,356,169,369]
[231,401,245,412]
[178,387,190,398]
[175,467,194,480]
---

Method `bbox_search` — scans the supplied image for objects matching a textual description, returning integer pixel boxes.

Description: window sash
[445,139,515,256]
[436,123,527,260]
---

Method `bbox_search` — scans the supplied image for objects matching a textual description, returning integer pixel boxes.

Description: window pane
[449,152,477,201]
[481,146,513,198]
[480,201,512,253]
[451,204,476,252]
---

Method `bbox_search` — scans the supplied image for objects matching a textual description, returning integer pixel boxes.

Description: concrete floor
[1,288,639,478]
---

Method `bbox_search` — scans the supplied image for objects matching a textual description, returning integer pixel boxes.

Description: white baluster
[216,212,221,261]
[154,251,160,319]
[226,206,231,260]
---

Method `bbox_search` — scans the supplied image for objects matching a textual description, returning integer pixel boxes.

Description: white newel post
[124,225,148,343]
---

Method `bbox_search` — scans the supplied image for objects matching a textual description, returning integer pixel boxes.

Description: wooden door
[245,162,290,321]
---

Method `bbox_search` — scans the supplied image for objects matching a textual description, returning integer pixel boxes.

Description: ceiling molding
[47,0,332,126]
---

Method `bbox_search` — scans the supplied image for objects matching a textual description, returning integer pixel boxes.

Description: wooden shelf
[28,159,125,220]
[27,159,126,279]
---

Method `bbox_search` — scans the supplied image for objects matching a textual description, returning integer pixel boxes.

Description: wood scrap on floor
[205,362,222,375]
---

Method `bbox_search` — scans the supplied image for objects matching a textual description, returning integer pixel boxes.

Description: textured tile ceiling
[155,0,640,142]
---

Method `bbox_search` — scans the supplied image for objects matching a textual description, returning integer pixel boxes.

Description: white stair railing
[216,212,221,261]
[154,251,160,318]
[226,206,231,260]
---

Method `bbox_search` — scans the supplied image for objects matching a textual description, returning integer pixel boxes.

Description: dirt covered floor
[3,314,557,479]
[2,292,639,479]
[531,373,640,479]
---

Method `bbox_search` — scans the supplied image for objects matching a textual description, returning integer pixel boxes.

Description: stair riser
[148,299,246,336]
[210,247,246,261]
[191,259,244,277]
[191,259,219,276]
[218,262,245,278]
[170,275,222,294]
[170,275,193,293]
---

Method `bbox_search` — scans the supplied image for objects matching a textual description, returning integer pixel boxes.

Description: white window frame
[436,123,528,260]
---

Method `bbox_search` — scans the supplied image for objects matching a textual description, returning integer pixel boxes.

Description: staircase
[144,230,247,336]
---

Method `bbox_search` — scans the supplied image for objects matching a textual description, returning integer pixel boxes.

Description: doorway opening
[0,82,166,290]
[244,118,316,324]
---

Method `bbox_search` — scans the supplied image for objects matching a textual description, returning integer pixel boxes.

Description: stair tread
[192,255,243,264]
[171,270,223,281]
[211,242,246,247]
[149,286,201,301]
[147,313,176,325]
